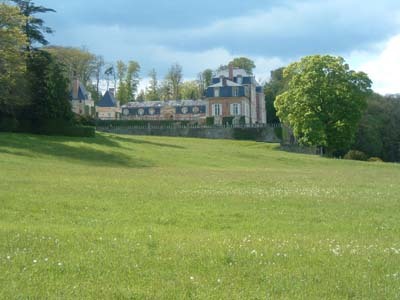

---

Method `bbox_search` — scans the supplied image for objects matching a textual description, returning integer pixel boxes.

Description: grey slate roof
[98,90,118,107]
[123,100,206,108]
[71,83,89,101]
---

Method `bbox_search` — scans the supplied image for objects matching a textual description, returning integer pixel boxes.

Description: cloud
[39,0,400,91]
[355,34,400,94]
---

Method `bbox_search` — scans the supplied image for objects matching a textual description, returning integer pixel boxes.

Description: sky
[37,0,400,94]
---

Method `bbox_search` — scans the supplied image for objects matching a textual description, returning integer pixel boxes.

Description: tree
[44,46,97,87]
[275,55,372,154]
[264,67,286,123]
[229,57,256,74]
[353,93,400,162]
[136,90,145,102]
[93,55,104,101]
[181,81,201,100]
[159,80,173,101]
[145,69,159,101]
[166,63,183,99]
[0,3,28,113]
[27,50,72,122]
[11,0,55,50]
[217,57,256,74]
[104,64,114,90]
[198,68,213,97]
[116,61,128,103]
[126,61,140,102]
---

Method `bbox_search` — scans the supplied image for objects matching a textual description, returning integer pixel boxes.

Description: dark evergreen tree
[11,0,55,49]
[264,67,285,124]
[27,50,72,123]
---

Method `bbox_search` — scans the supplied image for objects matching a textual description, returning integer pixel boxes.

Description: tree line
[42,46,257,104]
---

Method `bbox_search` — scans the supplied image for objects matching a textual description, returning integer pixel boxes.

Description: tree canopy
[229,57,256,74]
[0,3,28,111]
[275,55,372,153]
[11,0,55,49]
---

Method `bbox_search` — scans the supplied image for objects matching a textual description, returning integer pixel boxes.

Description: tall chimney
[72,78,79,100]
[229,63,234,80]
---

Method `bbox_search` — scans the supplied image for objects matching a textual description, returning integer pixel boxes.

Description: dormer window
[232,87,239,97]
[237,75,243,84]
[214,87,220,97]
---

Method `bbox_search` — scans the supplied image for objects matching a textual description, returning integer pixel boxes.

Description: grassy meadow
[0,132,399,299]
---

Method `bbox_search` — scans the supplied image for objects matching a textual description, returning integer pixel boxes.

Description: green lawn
[0,132,399,299]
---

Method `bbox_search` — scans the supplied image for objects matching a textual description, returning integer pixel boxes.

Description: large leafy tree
[0,3,28,112]
[229,57,256,74]
[11,0,55,49]
[44,46,97,86]
[275,55,372,153]
[218,57,256,74]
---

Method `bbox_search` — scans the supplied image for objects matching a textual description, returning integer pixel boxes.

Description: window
[214,87,220,97]
[230,103,241,116]
[237,76,242,85]
[232,87,239,97]
[245,86,249,96]
[212,104,222,116]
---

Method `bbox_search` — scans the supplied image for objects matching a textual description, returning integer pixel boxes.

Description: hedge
[222,116,235,126]
[34,119,95,137]
[206,117,214,126]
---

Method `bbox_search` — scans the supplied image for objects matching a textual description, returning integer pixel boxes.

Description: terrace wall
[97,125,281,143]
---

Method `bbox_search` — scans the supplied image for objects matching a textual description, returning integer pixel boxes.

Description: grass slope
[0,133,399,299]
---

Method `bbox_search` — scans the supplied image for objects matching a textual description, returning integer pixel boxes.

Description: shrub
[75,115,96,126]
[206,117,215,126]
[344,150,368,161]
[222,116,235,126]
[368,157,383,162]
[239,116,246,125]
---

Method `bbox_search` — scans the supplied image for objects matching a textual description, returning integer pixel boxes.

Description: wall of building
[207,97,251,123]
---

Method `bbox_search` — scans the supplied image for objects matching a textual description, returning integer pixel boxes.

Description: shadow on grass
[0,133,155,168]
[110,135,186,150]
